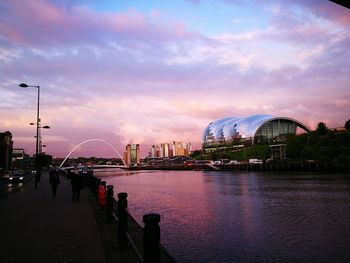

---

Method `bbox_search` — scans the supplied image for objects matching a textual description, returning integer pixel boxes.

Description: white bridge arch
[59,139,126,168]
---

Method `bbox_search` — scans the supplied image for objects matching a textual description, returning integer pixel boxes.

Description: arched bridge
[59,139,128,168]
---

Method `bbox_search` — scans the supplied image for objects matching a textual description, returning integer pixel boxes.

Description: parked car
[8,170,25,183]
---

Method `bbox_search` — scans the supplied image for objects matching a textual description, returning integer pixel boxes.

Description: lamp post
[40,125,50,154]
[30,122,50,154]
[19,83,40,188]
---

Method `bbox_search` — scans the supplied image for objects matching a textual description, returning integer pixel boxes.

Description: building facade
[150,141,192,157]
[160,143,170,158]
[202,115,310,152]
[124,144,140,166]
[12,148,26,161]
[0,131,13,172]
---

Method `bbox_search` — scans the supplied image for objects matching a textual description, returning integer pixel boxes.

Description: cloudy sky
[1,0,349,158]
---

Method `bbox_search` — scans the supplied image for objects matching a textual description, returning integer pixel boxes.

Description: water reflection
[96,170,350,263]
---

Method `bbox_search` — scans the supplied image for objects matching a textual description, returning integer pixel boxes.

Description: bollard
[117,192,128,244]
[95,178,101,195]
[106,185,114,219]
[143,213,161,263]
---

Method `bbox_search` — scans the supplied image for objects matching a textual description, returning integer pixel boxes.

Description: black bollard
[96,178,101,195]
[118,192,128,244]
[143,213,161,263]
[106,185,114,219]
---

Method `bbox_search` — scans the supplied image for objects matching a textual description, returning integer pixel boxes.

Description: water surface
[96,170,350,263]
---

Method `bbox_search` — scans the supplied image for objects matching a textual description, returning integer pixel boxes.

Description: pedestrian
[71,172,83,202]
[49,168,60,199]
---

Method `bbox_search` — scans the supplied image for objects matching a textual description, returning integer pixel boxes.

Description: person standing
[49,168,60,199]
[71,172,83,202]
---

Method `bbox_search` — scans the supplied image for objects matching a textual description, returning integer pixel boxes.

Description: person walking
[49,168,60,200]
[71,172,83,202]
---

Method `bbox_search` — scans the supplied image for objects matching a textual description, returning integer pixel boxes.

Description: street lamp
[19,83,40,188]
[40,125,50,154]
[30,122,50,154]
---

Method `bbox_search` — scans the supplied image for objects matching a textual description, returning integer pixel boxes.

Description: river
[95,170,350,263]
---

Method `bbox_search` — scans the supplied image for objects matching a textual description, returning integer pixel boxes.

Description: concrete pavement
[0,171,108,263]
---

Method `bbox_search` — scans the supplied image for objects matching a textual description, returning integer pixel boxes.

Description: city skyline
[1,0,350,158]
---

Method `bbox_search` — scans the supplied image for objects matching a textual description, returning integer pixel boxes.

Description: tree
[316,122,328,135]
[301,146,315,160]
[286,134,303,158]
[190,150,203,159]
[345,119,350,131]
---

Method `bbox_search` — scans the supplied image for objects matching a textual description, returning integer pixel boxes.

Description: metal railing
[87,173,177,263]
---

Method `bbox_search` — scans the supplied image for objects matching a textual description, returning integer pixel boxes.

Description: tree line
[286,120,350,163]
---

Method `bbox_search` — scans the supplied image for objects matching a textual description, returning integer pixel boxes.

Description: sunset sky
[1,0,349,158]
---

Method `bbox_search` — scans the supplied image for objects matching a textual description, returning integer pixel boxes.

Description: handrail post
[143,213,161,263]
[118,192,128,244]
[95,178,101,195]
[106,185,114,219]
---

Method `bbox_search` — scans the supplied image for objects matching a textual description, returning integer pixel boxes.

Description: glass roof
[202,114,309,143]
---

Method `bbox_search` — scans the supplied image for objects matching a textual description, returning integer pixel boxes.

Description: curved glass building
[202,114,310,150]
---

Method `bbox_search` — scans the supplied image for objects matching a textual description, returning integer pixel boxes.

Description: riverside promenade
[0,171,138,263]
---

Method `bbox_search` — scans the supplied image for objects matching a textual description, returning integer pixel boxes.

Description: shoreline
[122,160,348,173]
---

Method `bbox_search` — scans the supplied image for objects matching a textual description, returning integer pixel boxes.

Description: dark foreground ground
[0,172,138,263]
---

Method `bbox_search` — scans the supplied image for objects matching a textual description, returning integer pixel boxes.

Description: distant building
[160,143,170,158]
[124,144,140,166]
[150,141,192,158]
[202,114,310,153]
[12,148,26,161]
[172,141,192,156]
[269,144,287,160]
[151,145,156,158]
[329,127,346,132]
[0,131,13,172]
[145,155,194,166]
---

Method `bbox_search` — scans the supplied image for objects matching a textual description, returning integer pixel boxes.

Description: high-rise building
[151,145,156,158]
[160,143,170,158]
[156,145,160,157]
[0,131,13,172]
[124,144,140,166]
[172,141,192,156]
[150,141,191,158]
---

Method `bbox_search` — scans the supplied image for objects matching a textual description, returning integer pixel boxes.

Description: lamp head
[19,83,28,88]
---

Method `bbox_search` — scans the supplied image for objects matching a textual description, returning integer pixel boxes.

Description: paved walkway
[0,172,108,263]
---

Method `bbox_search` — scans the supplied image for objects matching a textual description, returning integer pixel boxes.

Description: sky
[1,0,350,158]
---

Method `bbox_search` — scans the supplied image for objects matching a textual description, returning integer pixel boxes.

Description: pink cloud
[298,0,350,26]
[1,0,350,158]
[0,0,204,48]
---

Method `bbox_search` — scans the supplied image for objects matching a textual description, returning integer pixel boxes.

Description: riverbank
[123,160,346,172]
